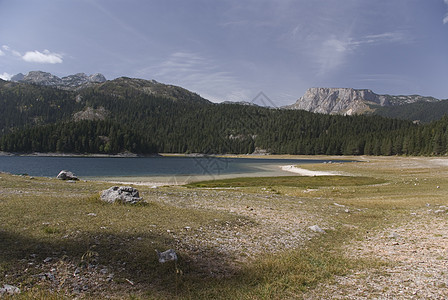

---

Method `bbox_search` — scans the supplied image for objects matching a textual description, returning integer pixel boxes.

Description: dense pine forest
[1,78,447,156]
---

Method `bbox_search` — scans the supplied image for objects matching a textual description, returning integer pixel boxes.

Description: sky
[1,0,447,106]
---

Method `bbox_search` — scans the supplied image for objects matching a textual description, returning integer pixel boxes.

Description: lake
[0,155,343,184]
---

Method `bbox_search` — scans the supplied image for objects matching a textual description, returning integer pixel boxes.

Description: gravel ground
[305,208,448,299]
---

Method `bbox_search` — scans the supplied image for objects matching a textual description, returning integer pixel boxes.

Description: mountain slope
[93,77,211,104]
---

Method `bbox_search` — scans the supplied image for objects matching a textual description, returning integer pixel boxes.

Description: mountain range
[7,71,447,121]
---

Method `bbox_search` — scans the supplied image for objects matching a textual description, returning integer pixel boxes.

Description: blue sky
[1,0,447,105]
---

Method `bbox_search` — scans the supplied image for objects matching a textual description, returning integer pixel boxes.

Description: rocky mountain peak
[286,87,438,115]
[22,71,63,86]
[61,73,106,87]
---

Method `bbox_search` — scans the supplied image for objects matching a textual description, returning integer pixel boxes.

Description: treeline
[0,120,156,154]
[1,79,448,156]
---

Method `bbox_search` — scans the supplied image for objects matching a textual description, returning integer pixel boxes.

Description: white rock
[100,186,143,204]
[56,170,78,181]
[0,284,20,295]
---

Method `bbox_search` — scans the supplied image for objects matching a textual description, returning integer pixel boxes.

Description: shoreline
[0,151,161,158]
[280,165,343,176]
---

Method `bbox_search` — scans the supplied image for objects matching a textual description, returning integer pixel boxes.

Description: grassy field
[1,156,447,299]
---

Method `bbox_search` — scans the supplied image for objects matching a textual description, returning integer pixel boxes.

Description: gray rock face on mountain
[73,106,109,121]
[20,71,63,86]
[286,87,439,115]
[62,73,106,87]
[10,73,25,82]
[11,71,106,89]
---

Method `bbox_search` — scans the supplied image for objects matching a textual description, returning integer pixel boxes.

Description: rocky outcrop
[100,186,143,204]
[62,73,106,87]
[286,87,439,115]
[73,106,109,121]
[11,71,106,90]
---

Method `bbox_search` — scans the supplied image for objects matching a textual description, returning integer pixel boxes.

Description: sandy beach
[90,163,344,187]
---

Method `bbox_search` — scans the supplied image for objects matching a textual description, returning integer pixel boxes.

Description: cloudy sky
[1,0,447,105]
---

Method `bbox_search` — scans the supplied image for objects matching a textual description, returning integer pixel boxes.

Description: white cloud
[22,49,63,64]
[0,72,12,80]
[444,0,448,24]
[313,30,410,76]
[0,49,4,56]
[2,45,21,57]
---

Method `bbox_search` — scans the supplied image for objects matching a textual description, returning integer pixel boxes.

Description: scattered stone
[100,186,143,204]
[387,232,400,239]
[0,284,20,295]
[308,225,325,233]
[57,170,79,181]
[156,249,178,263]
[44,257,53,263]
[87,213,97,216]
[334,202,345,207]
[434,210,446,214]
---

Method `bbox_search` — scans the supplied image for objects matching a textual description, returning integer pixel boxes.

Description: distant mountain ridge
[286,87,439,115]
[11,71,106,89]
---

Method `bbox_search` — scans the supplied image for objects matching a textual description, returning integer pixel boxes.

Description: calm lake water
[0,156,340,179]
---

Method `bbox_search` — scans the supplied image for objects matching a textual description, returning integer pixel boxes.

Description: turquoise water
[0,156,341,178]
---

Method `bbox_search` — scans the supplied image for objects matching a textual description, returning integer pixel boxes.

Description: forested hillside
[372,100,448,123]
[1,78,448,156]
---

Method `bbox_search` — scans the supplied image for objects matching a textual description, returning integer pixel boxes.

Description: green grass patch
[186,175,385,188]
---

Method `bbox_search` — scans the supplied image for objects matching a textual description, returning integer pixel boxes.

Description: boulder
[57,170,79,181]
[100,186,143,204]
